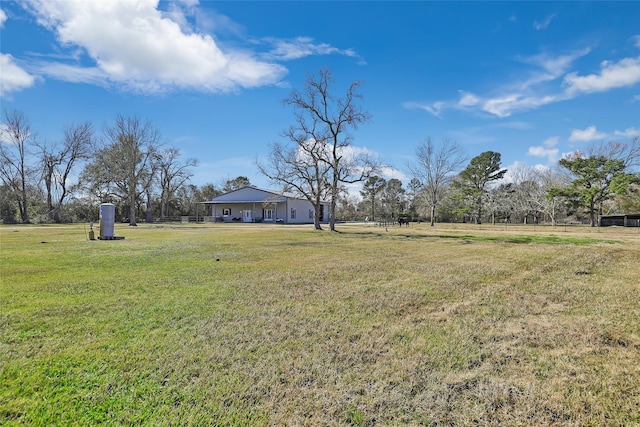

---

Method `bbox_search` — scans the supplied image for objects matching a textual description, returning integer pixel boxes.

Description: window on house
[264,208,273,220]
[309,209,314,219]
[291,208,296,219]
[223,208,231,216]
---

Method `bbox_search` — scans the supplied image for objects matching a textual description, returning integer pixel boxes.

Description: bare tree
[258,137,330,230]
[38,122,93,222]
[0,110,38,223]
[408,138,467,226]
[538,167,572,226]
[157,147,197,221]
[507,163,540,224]
[81,115,160,226]
[39,139,58,218]
[486,183,515,224]
[285,68,374,231]
[590,136,640,169]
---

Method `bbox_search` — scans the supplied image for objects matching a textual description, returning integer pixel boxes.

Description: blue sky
[1,0,639,191]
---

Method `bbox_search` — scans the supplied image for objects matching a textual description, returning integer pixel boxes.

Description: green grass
[1,223,639,425]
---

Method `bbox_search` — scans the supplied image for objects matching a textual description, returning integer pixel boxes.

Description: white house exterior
[202,186,329,224]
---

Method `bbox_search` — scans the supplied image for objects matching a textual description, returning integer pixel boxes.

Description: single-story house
[599,214,640,227]
[198,186,329,224]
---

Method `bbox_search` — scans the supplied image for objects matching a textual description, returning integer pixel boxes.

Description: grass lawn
[1,222,639,426]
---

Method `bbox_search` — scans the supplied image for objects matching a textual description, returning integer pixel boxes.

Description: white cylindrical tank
[99,203,116,239]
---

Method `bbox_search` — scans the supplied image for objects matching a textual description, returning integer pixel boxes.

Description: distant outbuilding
[599,214,640,227]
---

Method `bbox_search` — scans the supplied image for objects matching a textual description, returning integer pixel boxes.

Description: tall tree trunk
[371,198,375,223]
[313,194,323,230]
[329,173,338,232]
[20,179,28,223]
[146,191,153,223]
[45,179,53,215]
[129,194,137,226]
[160,196,167,222]
[20,149,29,223]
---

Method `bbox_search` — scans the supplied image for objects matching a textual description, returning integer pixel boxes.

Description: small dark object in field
[40,241,47,244]
[575,270,590,275]
[398,217,410,227]
[216,258,220,262]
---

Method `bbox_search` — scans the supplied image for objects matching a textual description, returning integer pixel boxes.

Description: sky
[1,0,639,193]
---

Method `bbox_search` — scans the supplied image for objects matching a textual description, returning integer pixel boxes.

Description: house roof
[204,186,302,204]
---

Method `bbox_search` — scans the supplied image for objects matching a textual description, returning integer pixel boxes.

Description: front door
[243,210,253,223]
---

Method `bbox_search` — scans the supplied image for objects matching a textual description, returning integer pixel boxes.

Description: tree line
[338,139,640,227]
[259,68,640,228]
[2,68,639,227]
[0,110,253,225]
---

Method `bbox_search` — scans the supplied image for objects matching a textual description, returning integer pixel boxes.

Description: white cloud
[517,48,591,89]
[527,145,559,163]
[403,101,446,118]
[568,125,607,142]
[0,124,10,143]
[407,35,640,119]
[527,137,560,163]
[0,8,7,27]
[29,61,106,85]
[415,89,559,119]
[178,0,199,7]
[263,37,359,62]
[162,2,192,33]
[482,95,519,117]
[482,93,558,118]
[0,54,37,98]
[457,91,480,107]
[379,165,407,182]
[564,56,640,95]
[478,48,590,117]
[408,48,589,118]
[424,102,445,118]
[533,14,557,30]
[335,145,377,165]
[614,127,640,138]
[20,0,287,93]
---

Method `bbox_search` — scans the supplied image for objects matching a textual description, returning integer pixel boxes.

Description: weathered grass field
[1,222,639,426]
